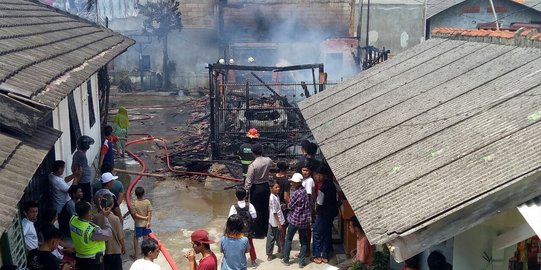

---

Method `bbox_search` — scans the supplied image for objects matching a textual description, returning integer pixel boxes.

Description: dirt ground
[107,90,340,270]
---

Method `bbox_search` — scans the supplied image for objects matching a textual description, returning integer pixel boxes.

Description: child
[131,186,152,259]
[266,182,285,261]
[27,226,71,270]
[228,188,257,268]
[93,194,125,270]
[130,238,161,270]
[22,201,39,251]
[221,214,250,270]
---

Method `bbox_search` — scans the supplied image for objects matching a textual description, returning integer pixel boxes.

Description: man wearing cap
[244,143,273,239]
[282,173,311,268]
[239,128,260,177]
[185,230,218,270]
[94,172,124,223]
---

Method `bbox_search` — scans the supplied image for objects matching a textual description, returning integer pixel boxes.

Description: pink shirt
[356,236,375,266]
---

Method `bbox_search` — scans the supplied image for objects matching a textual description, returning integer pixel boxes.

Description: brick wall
[180,0,216,29]
[224,0,352,41]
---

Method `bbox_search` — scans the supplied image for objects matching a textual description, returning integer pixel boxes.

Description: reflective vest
[69,215,105,258]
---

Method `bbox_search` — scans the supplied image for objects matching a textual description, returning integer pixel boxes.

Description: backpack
[234,204,253,234]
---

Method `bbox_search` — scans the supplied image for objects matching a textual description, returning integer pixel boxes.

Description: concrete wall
[429,0,541,35]
[358,0,425,55]
[53,74,101,178]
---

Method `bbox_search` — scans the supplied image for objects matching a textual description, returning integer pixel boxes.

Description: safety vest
[69,216,105,258]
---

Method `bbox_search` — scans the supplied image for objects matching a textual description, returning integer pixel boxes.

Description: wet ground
[108,91,339,270]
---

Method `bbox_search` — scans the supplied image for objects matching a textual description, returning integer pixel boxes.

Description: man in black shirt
[27,226,71,270]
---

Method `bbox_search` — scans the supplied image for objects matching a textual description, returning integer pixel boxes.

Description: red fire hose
[124,135,241,270]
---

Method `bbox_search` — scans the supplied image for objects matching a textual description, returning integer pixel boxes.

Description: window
[68,93,82,153]
[87,80,96,128]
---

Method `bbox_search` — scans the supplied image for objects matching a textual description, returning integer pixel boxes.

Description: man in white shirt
[130,238,161,270]
[49,160,81,213]
[22,201,39,251]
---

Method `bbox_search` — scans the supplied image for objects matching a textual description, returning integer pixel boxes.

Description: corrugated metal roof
[0,0,135,108]
[0,125,61,233]
[427,0,541,18]
[298,35,541,246]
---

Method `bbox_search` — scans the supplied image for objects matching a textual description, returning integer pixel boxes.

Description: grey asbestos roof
[427,0,541,18]
[298,36,541,245]
[0,0,134,109]
[0,125,61,233]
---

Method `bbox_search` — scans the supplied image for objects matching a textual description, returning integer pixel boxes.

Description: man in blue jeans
[282,173,311,268]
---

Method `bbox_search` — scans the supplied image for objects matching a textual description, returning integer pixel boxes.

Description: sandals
[311,258,322,264]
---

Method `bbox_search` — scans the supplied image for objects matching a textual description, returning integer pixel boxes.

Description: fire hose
[124,135,242,270]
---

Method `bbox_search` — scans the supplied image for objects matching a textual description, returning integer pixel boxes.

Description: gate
[208,64,331,160]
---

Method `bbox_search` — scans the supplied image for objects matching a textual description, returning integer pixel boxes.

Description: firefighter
[239,128,260,177]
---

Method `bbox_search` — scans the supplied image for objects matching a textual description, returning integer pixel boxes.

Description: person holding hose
[239,128,260,177]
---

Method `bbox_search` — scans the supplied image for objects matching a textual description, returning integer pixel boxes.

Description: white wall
[453,208,529,270]
[52,73,102,178]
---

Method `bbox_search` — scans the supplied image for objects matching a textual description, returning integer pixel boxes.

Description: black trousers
[80,182,92,203]
[76,257,104,270]
[104,254,123,270]
[250,182,270,238]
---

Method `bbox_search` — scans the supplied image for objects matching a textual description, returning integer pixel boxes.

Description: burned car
[235,99,288,132]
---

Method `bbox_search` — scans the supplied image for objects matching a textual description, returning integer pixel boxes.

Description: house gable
[298,28,541,261]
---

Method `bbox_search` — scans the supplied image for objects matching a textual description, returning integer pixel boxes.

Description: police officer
[70,200,112,270]
[239,128,260,177]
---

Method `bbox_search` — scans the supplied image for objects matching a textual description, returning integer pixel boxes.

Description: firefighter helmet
[246,128,260,139]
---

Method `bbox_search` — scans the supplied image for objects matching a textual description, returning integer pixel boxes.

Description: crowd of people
[179,128,361,270]
[13,118,453,270]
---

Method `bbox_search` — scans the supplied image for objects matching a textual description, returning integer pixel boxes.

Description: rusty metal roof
[298,34,541,248]
[0,0,134,108]
[0,125,61,233]
[427,0,541,18]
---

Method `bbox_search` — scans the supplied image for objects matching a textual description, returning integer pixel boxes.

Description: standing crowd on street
[13,116,453,270]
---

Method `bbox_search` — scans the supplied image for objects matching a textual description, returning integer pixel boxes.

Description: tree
[139,0,182,89]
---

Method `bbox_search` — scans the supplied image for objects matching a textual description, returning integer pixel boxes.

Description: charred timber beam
[250,72,283,100]
[208,63,324,72]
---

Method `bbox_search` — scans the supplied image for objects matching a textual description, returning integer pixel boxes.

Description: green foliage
[370,250,390,270]
[139,0,183,40]
[351,261,368,270]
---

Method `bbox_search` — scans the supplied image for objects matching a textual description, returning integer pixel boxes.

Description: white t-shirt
[302,177,315,195]
[228,201,257,218]
[49,173,70,213]
[22,218,38,250]
[268,193,285,227]
[129,258,161,270]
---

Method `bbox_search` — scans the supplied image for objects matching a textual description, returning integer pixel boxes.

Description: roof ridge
[432,27,541,48]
